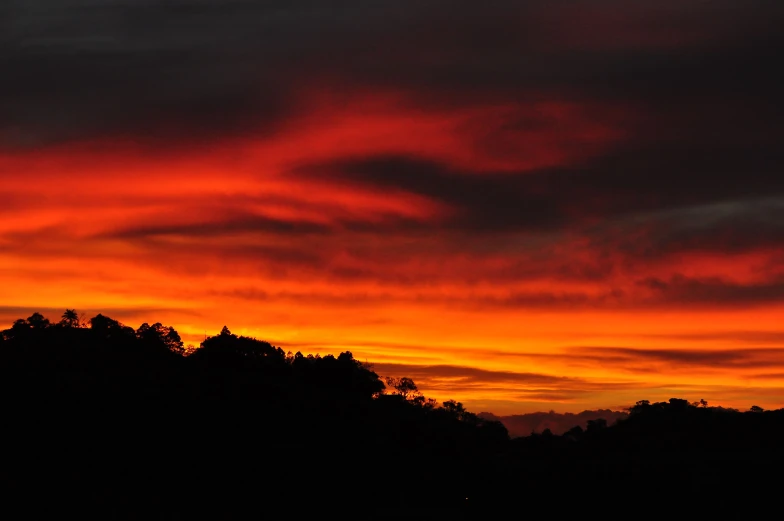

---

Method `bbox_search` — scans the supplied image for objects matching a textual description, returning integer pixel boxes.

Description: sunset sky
[2,1,784,414]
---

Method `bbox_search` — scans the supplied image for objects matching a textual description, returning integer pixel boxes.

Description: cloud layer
[2,1,783,413]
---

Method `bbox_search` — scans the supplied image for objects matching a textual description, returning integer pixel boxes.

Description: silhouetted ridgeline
[478,409,628,437]
[2,311,783,518]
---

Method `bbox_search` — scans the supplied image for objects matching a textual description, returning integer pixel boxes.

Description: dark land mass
[478,409,628,437]
[2,311,782,519]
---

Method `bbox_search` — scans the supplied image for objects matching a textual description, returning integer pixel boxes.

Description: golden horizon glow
[2,87,783,415]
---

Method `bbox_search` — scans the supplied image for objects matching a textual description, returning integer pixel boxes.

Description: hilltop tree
[443,399,466,417]
[27,312,50,330]
[629,400,651,414]
[586,418,608,433]
[89,314,135,340]
[136,322,185,355]
[189,329,285,368]
[6,318,32,339]
[385,376,420,400]
[60,309,80,328]
[2,313,50,339]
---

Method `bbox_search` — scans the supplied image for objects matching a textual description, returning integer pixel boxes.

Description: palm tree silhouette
[61,309,80,328]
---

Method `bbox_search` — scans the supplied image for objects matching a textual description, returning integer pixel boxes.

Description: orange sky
[2,1,783,414]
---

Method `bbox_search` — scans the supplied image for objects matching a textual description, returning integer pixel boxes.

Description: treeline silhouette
[2,311,783,518]
[1,311,507,518]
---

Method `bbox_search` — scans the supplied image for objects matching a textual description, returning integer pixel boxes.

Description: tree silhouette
[60,309,80,328]
[2,310,782,517]
[189,329,286,369]
[385,376,419,400]
[563,425,584,441]
[585,418,608,433]
[7,318,32,338]
[136,322,185,355]
[27,312,50,330]
[443,399,467,418]
[89,314,135,339]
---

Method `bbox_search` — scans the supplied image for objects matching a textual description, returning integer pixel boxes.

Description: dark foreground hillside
[2,312,783,518]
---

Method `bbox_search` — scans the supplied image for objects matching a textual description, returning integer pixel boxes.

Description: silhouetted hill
[0,311,507,519]
[2,311,783,518]
[478,409,628,437]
